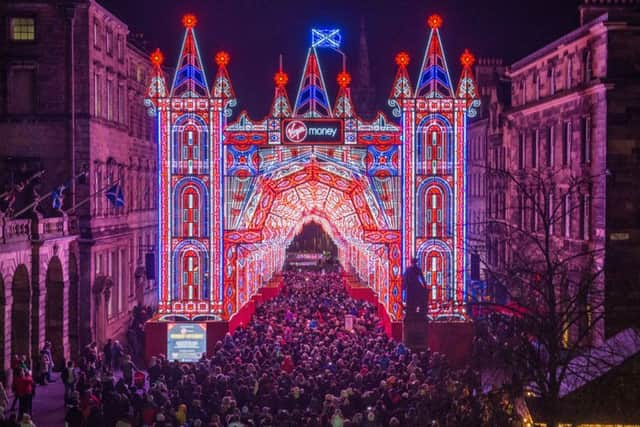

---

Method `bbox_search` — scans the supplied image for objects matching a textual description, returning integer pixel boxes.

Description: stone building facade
[0,0,157,375]
[467,58,507,295]
[503,1,640,338]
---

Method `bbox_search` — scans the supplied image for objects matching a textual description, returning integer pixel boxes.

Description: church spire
[415,14,454,98]
[357,17,371,89]
[294,48,332,117]
[170,14,209,98]
[352,17,375,119]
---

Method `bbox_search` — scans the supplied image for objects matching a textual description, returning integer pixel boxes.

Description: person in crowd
[61,360,77,404]
[103,339,113,371]
[13,369,33,419]
[42,342,54,383]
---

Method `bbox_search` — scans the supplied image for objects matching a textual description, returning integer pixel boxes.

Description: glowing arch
[416,239,453,308]
[171,114,210,175]
[172,239,210,301]
[416,114,454,175]
[173,177,210,237]
[416,176,453,237]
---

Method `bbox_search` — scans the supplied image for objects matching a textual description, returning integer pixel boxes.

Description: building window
[546,125,555,167]
[581,115,591,164]
[7,66,36,114]
[518,132,525,170]
[534,73,540,101]
[548,191,554,235]
[9,17,35,41]
[107,79,114,121]
[583,49,592,83]
[117,34,124,61]
[518,194,525,229]
[520,80,526,105]
[93,19,101,49]
[562,193,571,238]
[106,28,113,55]
[549,67,556,95]
[93,73,101,116]
[118,83,125,124]
[562,121,571,166]
[531,129,538,169]
[580,193,591,240]
[566,57,572,89]
[531,192,540,232]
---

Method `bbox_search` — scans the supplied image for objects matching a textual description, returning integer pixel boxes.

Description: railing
[1,215,79,244]
[38,216,68,238]
[2,218,31,243]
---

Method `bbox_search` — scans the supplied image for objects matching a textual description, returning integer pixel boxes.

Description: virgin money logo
[285,120,308,143]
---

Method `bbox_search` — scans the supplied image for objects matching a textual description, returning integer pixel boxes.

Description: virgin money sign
[282,119,343,144]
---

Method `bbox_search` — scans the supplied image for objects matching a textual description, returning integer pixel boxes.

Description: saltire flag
[51,181,70,210]
[311,29,341,50]
[105,183,125,207]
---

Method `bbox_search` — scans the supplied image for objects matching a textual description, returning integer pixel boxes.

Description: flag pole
[66,178,122,214]
[8,170,89,219]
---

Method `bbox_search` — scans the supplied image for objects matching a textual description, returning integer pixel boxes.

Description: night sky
[101,0,581,117]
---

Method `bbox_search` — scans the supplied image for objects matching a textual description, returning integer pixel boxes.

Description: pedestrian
[103,339,113,370]
[121,355,137,386]
[61,360,76,403]
[13,369,33,419]
[111,340,123,371]
[37,351,51,386]
[42,342,55,383]
[64,394,83,427]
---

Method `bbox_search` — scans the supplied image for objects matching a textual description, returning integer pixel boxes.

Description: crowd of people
[0,270,524,426]
[0,342,56,426]
[55,270,521,426]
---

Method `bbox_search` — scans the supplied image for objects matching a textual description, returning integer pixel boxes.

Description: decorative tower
[293,48,332,117]
[390,14,478,319]
[146,14,235,319]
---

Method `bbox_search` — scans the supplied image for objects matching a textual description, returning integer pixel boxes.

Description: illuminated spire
[415,14,454,98]
[170,14,209,98]
[334,71,355,118]
[388,51,413,100]
[270,57,292,118]
[211,51,236,105]
[145,48,168,115]
[456,49,481,117]
[294,48,332,117]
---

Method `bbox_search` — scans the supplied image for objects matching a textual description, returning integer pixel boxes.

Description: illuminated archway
[146,13,479,328]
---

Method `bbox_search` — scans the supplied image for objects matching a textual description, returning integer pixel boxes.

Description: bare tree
[471,166,635,426]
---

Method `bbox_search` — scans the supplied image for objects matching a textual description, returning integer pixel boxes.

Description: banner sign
[167,323,206,362]
[282,119,343,144]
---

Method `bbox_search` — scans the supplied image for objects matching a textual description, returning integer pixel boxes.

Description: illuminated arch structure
[145,14,480,333]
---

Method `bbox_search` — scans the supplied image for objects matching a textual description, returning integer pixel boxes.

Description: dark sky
[101,0,580,117]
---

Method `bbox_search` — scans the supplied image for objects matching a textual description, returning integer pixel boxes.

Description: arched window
[425,186,443,237]
[423,250,444,302]
[182,187,199,237]
[181,249,200,300]
[181,126,199,174]
[421,124,445,174]
[417,178,452,238]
